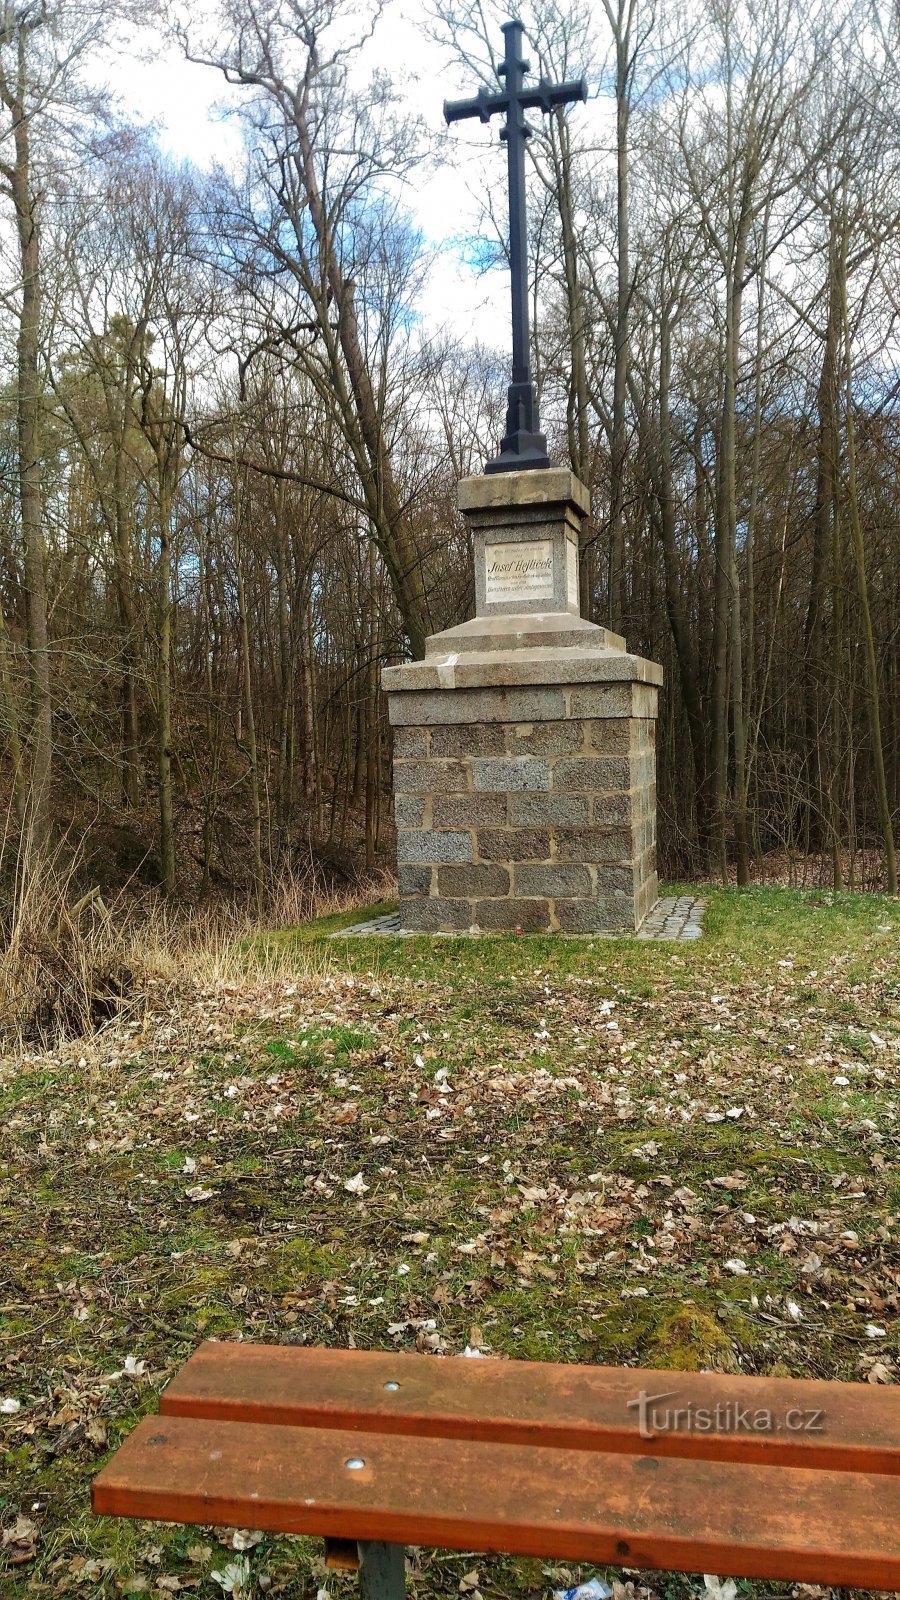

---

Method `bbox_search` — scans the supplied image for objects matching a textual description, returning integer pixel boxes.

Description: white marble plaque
[566,538,578,607]
[485,540,553,603]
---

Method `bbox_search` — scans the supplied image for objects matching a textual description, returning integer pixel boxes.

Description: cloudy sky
[109,3,611,354]
[111,6,508,348]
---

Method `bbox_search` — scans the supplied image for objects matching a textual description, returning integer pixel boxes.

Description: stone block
[515,863,593,898]
[583,719,632,755]
[591,792,635,828]
[634,815,656,855]
[565,685,632,719]
[474,897,553,931]
[636,845,658,884]
[432,793,507,828]
[553,757,632,792]
[584,719,652,756]
[477,828,551,862]
[631,751,654,789]
[458,467,590,514]
[635,877,659,925]
[398,863,432,897]
[401,897,472,931]
[554,827,633,863]
[437,863,510,897]
[394,795,426,827]
[596,862,639,896]
[397,830,472,864]
[567,684,658,719]
[473,757,550,792]
[394,759,469,794]
[388,686,568,726]
[555,897,635,933]
[392,727,428,757]
[426,613,622,656]
[508,793,589,827]
[430,723,505,757]
[383,650,662,694]
[505,721,583,756]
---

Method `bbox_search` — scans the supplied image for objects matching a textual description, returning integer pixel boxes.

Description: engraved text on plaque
[484,540,553,603]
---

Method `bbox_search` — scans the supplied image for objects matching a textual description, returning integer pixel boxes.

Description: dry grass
[0,822,395,1049]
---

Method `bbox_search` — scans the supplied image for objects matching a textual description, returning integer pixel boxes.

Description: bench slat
[160,1343,900,1473]
[92,1413,900,1588]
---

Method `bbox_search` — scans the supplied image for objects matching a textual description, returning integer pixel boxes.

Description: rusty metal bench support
[358,1541,405,1600]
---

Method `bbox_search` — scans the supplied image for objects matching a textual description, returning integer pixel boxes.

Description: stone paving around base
[635,894,705,941]
[335,894,705,940]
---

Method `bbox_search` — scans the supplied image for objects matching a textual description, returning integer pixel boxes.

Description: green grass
[1,886,898,1598]
[259,898,399,943]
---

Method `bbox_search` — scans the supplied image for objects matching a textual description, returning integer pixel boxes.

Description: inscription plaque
[485,540,553,603]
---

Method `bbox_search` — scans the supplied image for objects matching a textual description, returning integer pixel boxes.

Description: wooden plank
[160,1342,900,1474]
[93,1414,900,1588]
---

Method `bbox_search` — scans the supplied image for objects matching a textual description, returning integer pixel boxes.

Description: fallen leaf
[230,1529,264,1551]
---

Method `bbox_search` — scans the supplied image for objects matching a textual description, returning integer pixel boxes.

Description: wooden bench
[93,1342,900,1596]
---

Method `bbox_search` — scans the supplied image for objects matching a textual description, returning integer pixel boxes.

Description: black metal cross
[444,20,587,474]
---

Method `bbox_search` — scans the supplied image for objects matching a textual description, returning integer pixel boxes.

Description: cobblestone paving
[336,895,705,940]
[634,894,705,940]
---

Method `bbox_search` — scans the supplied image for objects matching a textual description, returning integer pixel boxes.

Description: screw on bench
[357,1541,406,1600]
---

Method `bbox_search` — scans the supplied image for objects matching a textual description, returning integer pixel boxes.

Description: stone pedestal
[382,470,662,934]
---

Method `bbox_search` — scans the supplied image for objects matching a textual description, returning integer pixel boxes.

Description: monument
[382,20,661,933]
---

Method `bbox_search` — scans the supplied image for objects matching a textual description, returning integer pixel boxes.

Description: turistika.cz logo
[627,1388,826,1440]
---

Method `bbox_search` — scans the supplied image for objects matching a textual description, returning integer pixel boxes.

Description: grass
[1,885,899,1598]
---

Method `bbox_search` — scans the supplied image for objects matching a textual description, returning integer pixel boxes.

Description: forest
[0,0,898,912]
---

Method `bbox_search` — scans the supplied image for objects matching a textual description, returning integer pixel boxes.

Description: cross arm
[520,77,588,114]
[443,87,508,125]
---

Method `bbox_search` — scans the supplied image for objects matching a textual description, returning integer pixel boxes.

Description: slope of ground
[2,887,899,1598]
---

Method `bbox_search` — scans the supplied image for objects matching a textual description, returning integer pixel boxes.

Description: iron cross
[444,20,587,474]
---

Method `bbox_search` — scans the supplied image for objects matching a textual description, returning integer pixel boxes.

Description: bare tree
[174,0,434,658]
[665,0,828,878]
[0,0,105,839]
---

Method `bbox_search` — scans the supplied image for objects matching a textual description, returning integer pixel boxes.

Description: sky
[108,3,611,356]
[111,6,512,349]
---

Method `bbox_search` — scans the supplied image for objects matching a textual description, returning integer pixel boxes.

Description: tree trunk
[157,489,176,897]
[11,91,51,841]
[655,303,708,836]
[292,103,430,658]
[838,218,897,895]
[607,7,632,634]
[731,541,750,883]
[113,392,142,811]
[547,108,593,617]
[0,599,26,825]
[711,215,749,883]
[236,541,264,911]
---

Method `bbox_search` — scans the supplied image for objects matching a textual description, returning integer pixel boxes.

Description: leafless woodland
[0,0,897,909]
